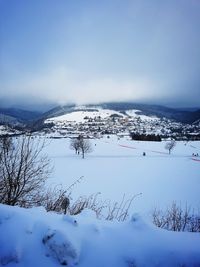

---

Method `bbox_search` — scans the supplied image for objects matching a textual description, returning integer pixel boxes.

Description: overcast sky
[0,0,200,110]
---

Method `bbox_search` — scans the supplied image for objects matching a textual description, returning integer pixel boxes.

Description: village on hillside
[1,108,200,140]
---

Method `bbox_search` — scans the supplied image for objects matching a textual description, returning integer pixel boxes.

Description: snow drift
[0,204,200,267]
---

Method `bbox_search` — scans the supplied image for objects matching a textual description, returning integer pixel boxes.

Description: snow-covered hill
[45,107,159,124]
[45,108,126,124]
[126,109,158,121]
[41,105,200,140]
[0,204,200,267]
[42,103,200,124]
[1,104,200,139]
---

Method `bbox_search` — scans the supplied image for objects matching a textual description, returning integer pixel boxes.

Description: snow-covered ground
[1,204,200,267]
[45,108,125,123]
[1,136,200,267]
[126,109,158,121]
[45,136,200,215]
[45,108,159,124]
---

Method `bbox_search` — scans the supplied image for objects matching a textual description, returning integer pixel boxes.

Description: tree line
[130,133,162,141]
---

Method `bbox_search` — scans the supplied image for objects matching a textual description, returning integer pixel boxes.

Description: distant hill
[40,102,200,124]
[0,108,42,126]
[41,104,76,119]
[1,103,200,128]
[98,102,199,123]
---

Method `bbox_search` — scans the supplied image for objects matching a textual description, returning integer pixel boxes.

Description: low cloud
[1,66,161,105]
[1,1,199,109]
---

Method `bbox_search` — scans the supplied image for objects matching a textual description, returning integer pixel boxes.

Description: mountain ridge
[41,102,200,124]
[0,102,200,126]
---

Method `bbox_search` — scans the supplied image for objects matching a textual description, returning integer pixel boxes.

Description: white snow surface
[0,204,200,267]
[126,109,159,121]
[45,108,159,124]
[46,108,125,123]
[45,136,200,215]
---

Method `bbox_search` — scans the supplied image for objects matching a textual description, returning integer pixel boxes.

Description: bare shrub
[69,192,142,221]
[41,184,141,222]
[41,176,84,213]
[0,135,51,207]
[105,193,142,221]
[42,190,108,217]
[69,193,103,216]
[40,185,68,212]
[152,202,200,232]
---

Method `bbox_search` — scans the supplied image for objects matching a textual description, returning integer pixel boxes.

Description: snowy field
[45,136,200,215]
[1,136,200,267]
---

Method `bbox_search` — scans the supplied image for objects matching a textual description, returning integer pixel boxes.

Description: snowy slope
[126,109,159,121]
[44,107,160,124]
[0,204,200,267]
[45,108,125,123]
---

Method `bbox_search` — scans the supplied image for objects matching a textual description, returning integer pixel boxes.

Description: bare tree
[0,135,51,207]
[69,138,80,154]
[165,140,176,154]
[69,136,92,159]
[78,137,92,159]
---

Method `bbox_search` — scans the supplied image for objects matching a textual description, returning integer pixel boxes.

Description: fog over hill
[0,102,200,126]
[41,102,200,124]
